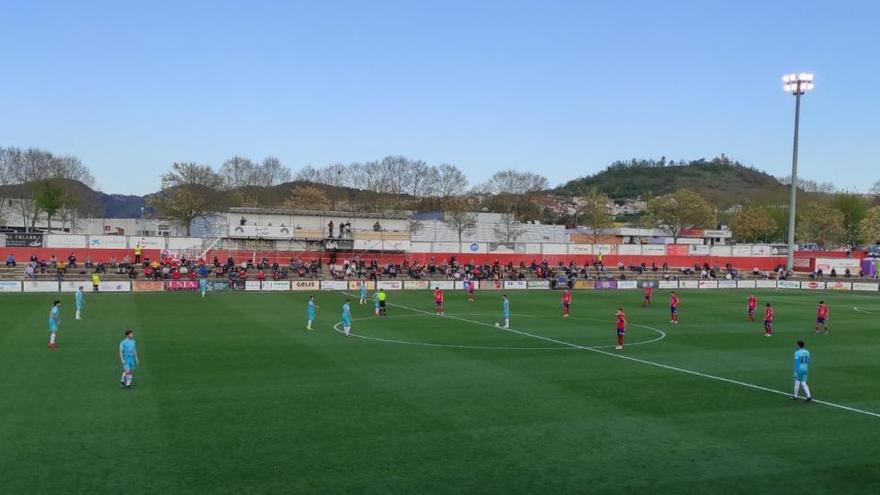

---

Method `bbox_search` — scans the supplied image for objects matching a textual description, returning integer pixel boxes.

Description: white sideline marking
[384,299,880,420]
[853,307,877,315]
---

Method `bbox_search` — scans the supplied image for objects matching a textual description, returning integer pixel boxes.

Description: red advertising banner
[666,245,689,256]
[166,280,199,291]
[132,281,165,292]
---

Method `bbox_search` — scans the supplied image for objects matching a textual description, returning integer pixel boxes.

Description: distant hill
[0,180,149,219]
[556,157,790,207]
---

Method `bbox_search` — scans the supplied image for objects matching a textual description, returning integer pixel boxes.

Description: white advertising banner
[528,280,551,289]
[593,244,616,255]
[717,280,738,289]
[128,237,166,249]
[88,235,127,249]
[617,244,641,255]
[167,237,204,250]
[542,243,568,255]
[47,234,87,248]
[382,240,411,251]
[99,281,131,292]
[732,245,753,257]
[689,245,711,256]
[568,244,592,255]
[353,239,382,251]
[826,281,852,291]
[23,281,59,292]
[429,280,455,290]
[433,242,460,253]
[617,281,638,289]
[755,280,778,289]
[0,281,22,292]
[736,280,757,289]
[751,245,772,256]
[321,280,348,291]
[60,281,86,292]
[261,281,290,291]
[777,280,800,289]
[245,281,262,291]
[348,280,375,290]
[658,281,679,289]
[404,280,430,290]
[814,258,861,274]
[454,281,470,290]
[710,246,733,257]
[291,280,321,291]
[679,280,700,289]
[377,280,403,290]
[852,282,879,292]
[504,280,528,290]
[800,281,826,290]
[410,242,433,253]
[698,280,718,289]
[228,225,294,239]
[642,245,667,256]
[525,243,543,254]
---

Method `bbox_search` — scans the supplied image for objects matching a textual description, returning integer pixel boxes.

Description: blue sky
[2,1,878,195]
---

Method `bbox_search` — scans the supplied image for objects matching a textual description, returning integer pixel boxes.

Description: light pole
[782,73,815,271]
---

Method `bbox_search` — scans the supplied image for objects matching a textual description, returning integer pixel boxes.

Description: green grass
[2,288,880,494]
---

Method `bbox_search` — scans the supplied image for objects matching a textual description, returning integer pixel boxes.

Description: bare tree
[149,162,224,235]
[434,163,468,198]
[442,198,477,252]
[482,170,549,195]
[220,156,258,189]
[255,156,292,187]
[493,212,523,243]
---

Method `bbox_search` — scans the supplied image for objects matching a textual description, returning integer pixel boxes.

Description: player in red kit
[561,290,572,317]
[434,288,445,315]
[669,292,680,324]
[747,294,758,322]
[616,307,627,350]
[467,279,476,302]
[763,303,774,337]
[815,301,829,335]
[642,285,654,307]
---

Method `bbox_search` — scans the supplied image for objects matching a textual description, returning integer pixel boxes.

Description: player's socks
[76,310,81,319]
[802,383,811,399]
[793,381,801,398]
[49,334,56,345]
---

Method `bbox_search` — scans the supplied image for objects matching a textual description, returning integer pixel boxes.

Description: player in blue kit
[48,300,61,348]
[495,294,510,329]
[372,291,380,316]
[119,329,139,389]
[75,286,85,320]
[199,276,208,298]
[306,295,318,330]
[359,281,368,305]
[792,340,812,402]
[341,299,352,337]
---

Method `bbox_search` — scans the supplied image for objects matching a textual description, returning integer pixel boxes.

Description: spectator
[373,221,382,232]
[134,243,142,264]
[25,262,35,279]
[68,252,77,268]
[85,256,94,269]
[6,253,16,267]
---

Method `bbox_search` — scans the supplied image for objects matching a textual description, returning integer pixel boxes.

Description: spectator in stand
[134,243,142,264]
[144,265,154,279]
[85,256,94,269]
[68,253,77,269]
[257,269,266,281]
[6,254,15,267]
[25,262,35,279]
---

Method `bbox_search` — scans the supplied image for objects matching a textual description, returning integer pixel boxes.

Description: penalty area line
[385,299,880,420]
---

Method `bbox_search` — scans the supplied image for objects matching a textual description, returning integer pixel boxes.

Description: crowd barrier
[0,279,877,293]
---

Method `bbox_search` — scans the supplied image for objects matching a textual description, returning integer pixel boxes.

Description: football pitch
[2,288,880,494]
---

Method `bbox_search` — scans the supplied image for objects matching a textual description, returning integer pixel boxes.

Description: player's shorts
[342,318,352,327]
[379,301,386,308]
[435,300,443,306]
[644,295,652,301]
[308,312,315,320]
[793,370,808,382]
[123,359,136,372]
[748,308,755,314]
[617,328,626,336]
[563,303,570,309]
[817,317,826,324]
[76,304,84,311]
[49,322,58,333]
[670,306,677,314]
[763,320,772,327]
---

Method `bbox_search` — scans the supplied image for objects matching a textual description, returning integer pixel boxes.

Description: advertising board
[852,283,879,292]
[573,280,595,289]
[717,280,737,289]
[777,280,800,289]
[132,281,165,292]
[826,281,851,291]
[60,281,85,292]
[642,245,667,256]
[403,280,430,290]
[23,281,59,292]
[503,280,528,290]
[245,281,261,291]
[261,281,291,291]
[616,281,638,289]
[480,280,504,290]
[47,234,87,248]
[88,236,127,249]
[679,280,700,289]
[99,281,131,292]
[736,280,757,289]
[321,280,348,291]
[0,281,22,292]
[377,280,403,290]
[528,280,551,289]
[291,280,320,291]
[800,281,826,290]
[167,280,199,291]
[429,280,455,290]
[755,280,778,289]
[348,280,376,290]
[698,280,718,289]
[594,280,618,290]
[658,281,679,289]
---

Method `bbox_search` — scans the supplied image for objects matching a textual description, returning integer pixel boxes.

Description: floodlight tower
[782,73,815,271]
